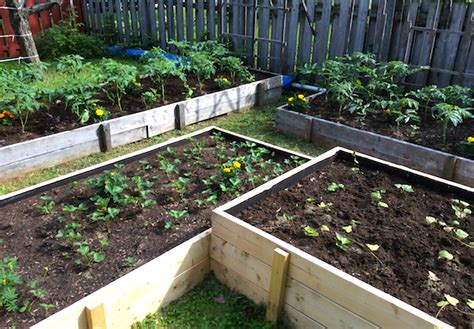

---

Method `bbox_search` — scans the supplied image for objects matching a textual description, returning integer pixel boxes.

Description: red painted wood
[0,0,83,59]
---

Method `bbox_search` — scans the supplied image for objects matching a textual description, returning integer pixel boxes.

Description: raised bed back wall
[211,147,473,329]
[275,103,474,187]
[0,72,282,183]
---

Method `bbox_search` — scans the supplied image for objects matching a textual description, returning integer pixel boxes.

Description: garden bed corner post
[265,248,290,324]
[85,303,106,329]
[175,103,186,130]
[255,82,267,107]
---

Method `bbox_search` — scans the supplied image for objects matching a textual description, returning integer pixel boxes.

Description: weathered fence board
[75,0,474,87]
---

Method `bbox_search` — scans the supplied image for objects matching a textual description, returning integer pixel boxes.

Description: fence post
[85,303,106,329]
[175,103,186,130]
[98,124,112,152]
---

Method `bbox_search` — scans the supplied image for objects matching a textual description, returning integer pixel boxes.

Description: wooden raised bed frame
[0,70,282,182]
[212,147,473,329]
[1,126,313,328]
[274,94,474,187]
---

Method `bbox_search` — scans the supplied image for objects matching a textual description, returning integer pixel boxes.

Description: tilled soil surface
[0,132,304,328]
[240,159,473,328]
[295,97,473,159]
[0,71,269,146]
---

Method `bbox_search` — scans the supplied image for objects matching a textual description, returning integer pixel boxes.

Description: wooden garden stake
[85,303,106,329]
[266,248,290,324]
[98,124,112,153]
[175,103,186,130]
[255,82,267,107]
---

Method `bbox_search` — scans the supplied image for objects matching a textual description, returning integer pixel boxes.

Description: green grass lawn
[0,102,325,195]
[132,273,287,329]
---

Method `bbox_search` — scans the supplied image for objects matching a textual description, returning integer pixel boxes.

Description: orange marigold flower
[0,113,4,119]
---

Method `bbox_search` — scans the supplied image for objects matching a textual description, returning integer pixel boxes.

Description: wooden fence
[74,1,474,86]
[0,0,83,59]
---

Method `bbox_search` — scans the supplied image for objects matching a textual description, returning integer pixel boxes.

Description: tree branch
[24,0,62,15]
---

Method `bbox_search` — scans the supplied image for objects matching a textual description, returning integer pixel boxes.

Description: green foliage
[97,59,138,111]
[185,52,216,92]
[214,76,232,89]
[56,55,90,74]
[132,274,277,329]
[35,19,105,59]
[432,103,472,144]
[220,56,254,83]
[144,52,190,101]
[0,257,22,312]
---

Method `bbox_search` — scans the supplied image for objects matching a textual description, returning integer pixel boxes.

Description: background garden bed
[275,96,474,187]
[0,73,282,182]
[212,147,473,328]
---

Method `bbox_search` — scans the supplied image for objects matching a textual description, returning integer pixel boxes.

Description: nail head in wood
[98,124,112,153]
[175,103,186,130]
[85,303,106,329]
[266,247,290,324]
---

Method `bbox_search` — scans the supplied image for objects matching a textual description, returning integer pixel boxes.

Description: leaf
[428,271,440,282]
[436,300,449,308]
[425,216,437,225]
[342,225,352,233]
[394,184,414,193]
[467,299,474,310]
[438,250,454,261]
[444,294,459,306]
[320,225,330,232]
[377,201,389,208]
[454,229,469,240]
[366,244,380,251]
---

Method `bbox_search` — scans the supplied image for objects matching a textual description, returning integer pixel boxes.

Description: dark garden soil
[0,132,305,328]
[240,159,474,328]
[0,71,270,147]
[295,98,474,159]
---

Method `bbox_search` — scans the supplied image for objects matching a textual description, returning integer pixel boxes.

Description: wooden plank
[400,1,419,62]
[379,0,396,61]
[122,0,131,43]
[166,0,176,41]
[175,0,184,41]
[371,0,386,58]
[283,0,300,73]
[148,0,157,43]
[32,230,211,329]
[257,0,270,70]
[266,248,289,324]
[81,0,90,31]
[350,0,370,53]
[89,0,96,33]
[414,0,442,85]
[158,0,166,48]
[329,0,353,57]
[186,0,194,42]
[114,0,123,41]
[196,0,205,40]
[275,107,312,142]
[208,0,216,39]
[296,0,315,66]
[212,212,455,329]
[85,304,106,329]
[138,0,149,46]
[430,3,467,86]
[130,0,138,40]
[269,0,284,71]
[230,0,240,49]
[453,4,473,85]
[312,0,331,64]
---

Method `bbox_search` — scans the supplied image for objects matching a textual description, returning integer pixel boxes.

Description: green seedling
[394,184,414,193]
[336,232,352,251]
[327,183,345,192]
[169,209,189,219]
[302,225,319,237]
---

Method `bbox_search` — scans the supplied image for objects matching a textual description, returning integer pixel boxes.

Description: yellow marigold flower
[2,276,6,285]
[298,94,305,100]
[233,161,241,169]
[92,103,97,107]
[223,167,232,173]
[223,77,229,82]
[135,82,142,87]
[110,172,116,177]
[95,109,105,117]
[467,136,474,143]
[288,97,294,102]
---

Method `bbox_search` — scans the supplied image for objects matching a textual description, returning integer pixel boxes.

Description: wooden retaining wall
[0,74,282,183]
[212,147,473,329]
[32,229,211,329]
[275,105,474,187]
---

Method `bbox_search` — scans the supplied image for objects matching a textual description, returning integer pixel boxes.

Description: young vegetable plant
[335,232,352,251]
[186,52,216,93]
[38,195,55,214]
[327,182,344,192]
[143,54,190,101]
[169,209,189,219]
[394,184,414,193]
[431,103,473,145]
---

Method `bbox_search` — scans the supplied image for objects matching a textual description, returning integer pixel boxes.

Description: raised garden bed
[275,93,474,187]
[0,126,310,328]
[212,147,473,328]
[0,70,282,182]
